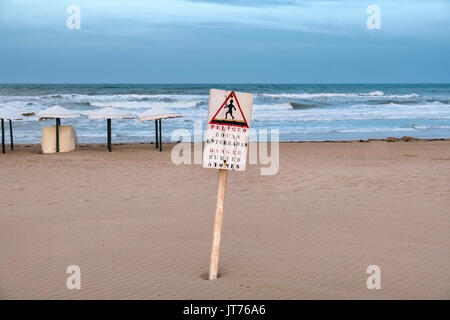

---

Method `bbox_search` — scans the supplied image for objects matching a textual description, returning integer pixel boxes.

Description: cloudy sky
[0,0,448,83]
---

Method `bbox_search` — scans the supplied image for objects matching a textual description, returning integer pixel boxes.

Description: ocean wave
[334,125,450,133]
[251,104,450,121]
[0,93,208,103]
[385,94,419,98]
[253,103,293,110]
[412,125,450,130]
[335,127,418,133]
[289,102,319,109]
[426,98,450,104]
[0,101,46,113]
[365,91,384,96]
[385,102,449,109]
[261,93,360,99]
[89,100,202,109]
[260,91,419,99]
[368,99,419,105]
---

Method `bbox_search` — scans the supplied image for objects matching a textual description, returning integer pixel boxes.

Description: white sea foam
[336,127,417,133]
[251,102,450,122]
[2,87,449,143]
[253,103,293,110]
[261,93,359,99]
[412,125,450,130]
[87,100,201,110]
[384,94,419,98]
[260,92,419,99]
[365,91,384,96]
[0,93,207,100]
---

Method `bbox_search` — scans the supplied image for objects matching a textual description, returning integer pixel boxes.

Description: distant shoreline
[1,83,450,86]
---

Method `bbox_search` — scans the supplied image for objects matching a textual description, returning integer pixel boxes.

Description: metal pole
[107,118,112,152]
[9,120,13,151]
[1,119,5,154]
[155,119,158,149]
[159,118,162,152]
[56,118,60,153]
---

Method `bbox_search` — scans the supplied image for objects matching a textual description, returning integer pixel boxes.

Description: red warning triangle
[209,91,249,128]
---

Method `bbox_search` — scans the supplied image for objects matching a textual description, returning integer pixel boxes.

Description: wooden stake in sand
[203,89,254,280]
[209,168,228,280]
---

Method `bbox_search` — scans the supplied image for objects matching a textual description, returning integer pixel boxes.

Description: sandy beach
[1,140,449,299]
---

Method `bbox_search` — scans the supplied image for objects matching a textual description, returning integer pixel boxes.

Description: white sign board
[203,89,254,171]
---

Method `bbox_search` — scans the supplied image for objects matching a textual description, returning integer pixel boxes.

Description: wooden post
[1,118,5,154]
[209,168,228,280]
[107,118,112,152]
[9,120,13,151]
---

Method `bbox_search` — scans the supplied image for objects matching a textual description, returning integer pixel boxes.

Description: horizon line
[1,82,449,85]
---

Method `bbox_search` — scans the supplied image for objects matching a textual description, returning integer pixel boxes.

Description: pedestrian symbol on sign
[209,91,249,128]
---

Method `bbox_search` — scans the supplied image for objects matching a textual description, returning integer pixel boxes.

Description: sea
[0,84,449,143]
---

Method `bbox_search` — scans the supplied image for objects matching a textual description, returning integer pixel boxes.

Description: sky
[0,0,449,83]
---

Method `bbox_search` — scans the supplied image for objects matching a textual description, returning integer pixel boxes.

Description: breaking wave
[261,91,419,99]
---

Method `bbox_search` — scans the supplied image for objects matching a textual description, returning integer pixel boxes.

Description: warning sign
[209,91,249,128]
[203,89,254,171]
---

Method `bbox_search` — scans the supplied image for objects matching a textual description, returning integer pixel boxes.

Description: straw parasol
[138,110,182,151]
[87,107,134,152]
[0,107,23,154]
[37,106,80,153]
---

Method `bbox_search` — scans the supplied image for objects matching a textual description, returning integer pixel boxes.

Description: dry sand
[0,140,449,299]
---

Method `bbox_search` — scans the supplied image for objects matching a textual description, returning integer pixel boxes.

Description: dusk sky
[0,0,449,83]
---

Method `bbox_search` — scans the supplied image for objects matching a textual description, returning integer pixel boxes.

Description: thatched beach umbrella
[138,110,182,152]
[0,107,23,154]
[87,107,134,152]
[37,106,80,153]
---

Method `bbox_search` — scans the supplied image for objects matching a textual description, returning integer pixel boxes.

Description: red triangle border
[209,91,249,128]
